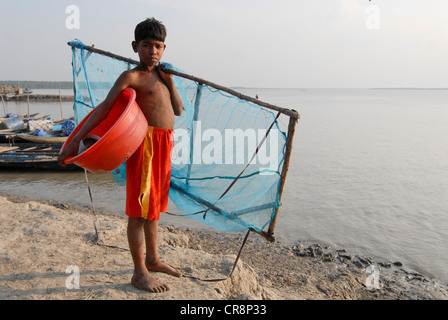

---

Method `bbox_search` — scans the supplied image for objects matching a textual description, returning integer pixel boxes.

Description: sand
[1,193,447,300]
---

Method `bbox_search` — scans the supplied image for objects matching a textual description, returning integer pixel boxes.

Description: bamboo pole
[68,42,138,65]
[265,109,299,241]
[58,83,63,118]
[165,69,299,119]
[26,92,30,118]
[66,42,299,120]
[1,94,6,116]
[186,84,203,185]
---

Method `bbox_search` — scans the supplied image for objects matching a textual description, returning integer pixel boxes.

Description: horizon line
[1,80,447,91]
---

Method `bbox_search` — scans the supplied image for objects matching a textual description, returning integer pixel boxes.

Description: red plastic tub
[61,88,148,174]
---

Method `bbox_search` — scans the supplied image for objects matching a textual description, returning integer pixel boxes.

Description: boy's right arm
[57,72,133,166]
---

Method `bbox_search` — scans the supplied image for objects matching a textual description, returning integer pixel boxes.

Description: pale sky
[1,0,447,88]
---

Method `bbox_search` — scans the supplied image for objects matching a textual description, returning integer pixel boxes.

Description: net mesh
[70,40,288,233]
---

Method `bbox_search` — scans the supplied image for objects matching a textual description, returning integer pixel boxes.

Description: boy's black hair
[134,17,167,43]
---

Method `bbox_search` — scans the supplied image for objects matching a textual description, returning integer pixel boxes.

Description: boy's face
[132,38,166,68]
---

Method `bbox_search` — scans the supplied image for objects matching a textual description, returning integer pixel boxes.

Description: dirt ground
[1,194,447,300]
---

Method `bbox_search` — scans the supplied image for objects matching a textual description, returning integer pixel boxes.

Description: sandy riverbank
[0,193,447,300]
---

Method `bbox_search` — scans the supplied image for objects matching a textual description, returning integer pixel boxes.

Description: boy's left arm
[157,66,183,116]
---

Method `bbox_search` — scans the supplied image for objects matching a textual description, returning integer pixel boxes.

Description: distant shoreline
[229,87,448,90]
[369,88,448,90]
[0,81,72,90]
[1,81,447,91]
[1,93,74,102]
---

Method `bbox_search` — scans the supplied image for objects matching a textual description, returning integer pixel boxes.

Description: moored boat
[0,143,80,171]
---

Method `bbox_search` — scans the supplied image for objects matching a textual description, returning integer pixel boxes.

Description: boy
[58,18,183,293]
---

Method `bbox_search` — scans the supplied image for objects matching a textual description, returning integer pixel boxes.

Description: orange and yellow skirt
[125,126,173,220]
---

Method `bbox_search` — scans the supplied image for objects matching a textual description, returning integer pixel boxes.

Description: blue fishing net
[69,40,288,234]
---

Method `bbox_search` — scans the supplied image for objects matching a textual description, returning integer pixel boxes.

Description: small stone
[215,288,223,294]
[359,257,372,265]
[379,262,391,268]
[323,252,337,262]
[339,254,353,262]
[183,266,193,274]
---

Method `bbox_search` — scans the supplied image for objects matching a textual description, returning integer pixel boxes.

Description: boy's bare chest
[134,76,169,98]
[132,80,171,114]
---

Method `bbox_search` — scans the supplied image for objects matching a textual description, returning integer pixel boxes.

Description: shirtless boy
[58,18,183,293]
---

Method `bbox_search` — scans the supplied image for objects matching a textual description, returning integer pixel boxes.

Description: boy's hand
[156,63,174,86]
[57,140,80,166]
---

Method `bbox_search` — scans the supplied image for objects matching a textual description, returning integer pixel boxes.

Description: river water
[1,88,447,283]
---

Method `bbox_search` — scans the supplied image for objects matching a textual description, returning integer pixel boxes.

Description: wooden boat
[14,133,68,144]
[0,113,39,123]
[0,131,67,144]
[0,143,80,171]
[0,116,73,144]
[0,113,58,143]
[0,130,22,143]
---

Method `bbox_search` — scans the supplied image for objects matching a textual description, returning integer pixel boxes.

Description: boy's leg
[143,219,182,277]
[127,217,170,293]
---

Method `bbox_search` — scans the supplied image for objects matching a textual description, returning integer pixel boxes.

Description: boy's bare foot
[146,258,182,277]
[131,271,170,293]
